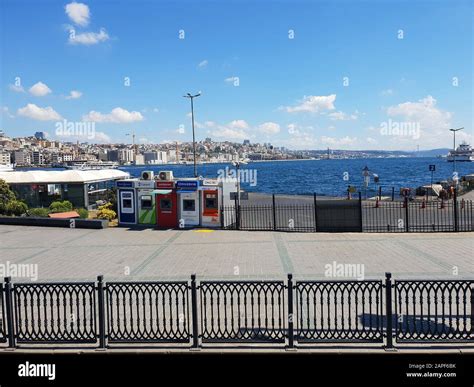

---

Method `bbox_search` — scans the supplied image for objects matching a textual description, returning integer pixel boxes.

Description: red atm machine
[155,181,178,228]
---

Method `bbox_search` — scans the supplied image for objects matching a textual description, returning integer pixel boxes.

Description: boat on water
[65,161,119,170]
[0,163,14,172]
[447,142,473,162]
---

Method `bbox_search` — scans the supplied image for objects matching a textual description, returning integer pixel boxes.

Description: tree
[0,179,16,214]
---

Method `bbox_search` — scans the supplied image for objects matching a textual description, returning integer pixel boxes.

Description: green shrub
[5,200,28,216]
[49,200,73,213]
[0,179,16,215]
[76,208,89,219]
[97,208,116,221]
[28,208,50,217]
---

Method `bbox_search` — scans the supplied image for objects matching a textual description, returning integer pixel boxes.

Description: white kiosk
[176,179,200,228]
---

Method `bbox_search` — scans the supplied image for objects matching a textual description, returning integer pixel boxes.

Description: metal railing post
[190,274,200,349]
[4,277,16,349]
[272,194,277,231]
[97,275,106,349]
[404,196,409,232]
[220,205,224,229]
[385,272,394,349]
[453,188,459,232]
[358,192,363,232]
[313,193,318,232]
[391,187,395,202]
[287,274,295,349]
[234,196,239,230]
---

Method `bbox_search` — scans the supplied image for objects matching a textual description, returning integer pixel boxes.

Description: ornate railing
[395,280,473,342]
[0,274,472,349]
[106,281,190,343]
[13,282,97,343]
[295,280,383,343]
[199,281,286,342]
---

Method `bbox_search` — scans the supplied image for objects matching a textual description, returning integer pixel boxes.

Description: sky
[0,0,472,150]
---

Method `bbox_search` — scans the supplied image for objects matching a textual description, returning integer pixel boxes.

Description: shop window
[183,199,195,212]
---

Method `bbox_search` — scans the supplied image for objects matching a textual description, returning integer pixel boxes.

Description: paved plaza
[0,225,472,282]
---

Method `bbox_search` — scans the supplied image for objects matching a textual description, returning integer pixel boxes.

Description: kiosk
[117,180,138,226]
[176,179,200,228]
[155,180,177,228]
[137,180,156,225]
[199,179,220,227]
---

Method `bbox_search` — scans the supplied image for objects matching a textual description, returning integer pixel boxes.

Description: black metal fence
[222,194,474,233]
[1,274,472,349]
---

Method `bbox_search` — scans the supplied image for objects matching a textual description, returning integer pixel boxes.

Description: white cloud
[69,28,109,45]
[366,137,377,144]
[65,2,90,26]
[82,107,144,123]
[258,122,280,134]
[283,94,336,113]
[9,84,25,93]
[1,106,14,119]
[328,110,358,121]
[198,60,208,68]
[386,95,452,138]
[93,131,111,143]
[381,89,394,96]
[17,103,62,121]
[208,120,250,140]
[65,90,82,99]
[29,82,52,97]
[320,136,358,146]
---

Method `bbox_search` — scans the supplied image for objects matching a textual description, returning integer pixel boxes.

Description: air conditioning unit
[157,171,174,181]
[141,171,154,180]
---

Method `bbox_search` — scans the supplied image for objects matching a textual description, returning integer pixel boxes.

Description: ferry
[447,142,474,162]
[65,161,119,170]
[0,163,14,172]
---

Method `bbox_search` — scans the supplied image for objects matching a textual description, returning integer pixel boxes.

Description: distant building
[243,139,250,145]
[0,151,11,165]
[14,150,31,166]
[31,151,44,165]
[35,132,46,140]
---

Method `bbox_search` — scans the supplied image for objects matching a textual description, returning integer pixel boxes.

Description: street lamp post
[183,92,201,177]
[449,127,463,175]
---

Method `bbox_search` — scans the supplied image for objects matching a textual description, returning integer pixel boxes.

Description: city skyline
[1,0,472,150]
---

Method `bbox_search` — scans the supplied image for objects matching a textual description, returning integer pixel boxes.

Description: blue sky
[0,0,472,150]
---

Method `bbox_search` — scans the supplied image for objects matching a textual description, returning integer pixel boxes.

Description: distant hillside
[414,148,451,157]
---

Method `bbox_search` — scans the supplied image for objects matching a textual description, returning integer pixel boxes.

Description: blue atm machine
[117,180,138,225]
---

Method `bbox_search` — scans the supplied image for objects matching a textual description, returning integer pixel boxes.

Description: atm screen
[123,199,132,209]
[141,195,153,209]
[160,198,172,210]
[183,199,195,212]
[205,196,218,209]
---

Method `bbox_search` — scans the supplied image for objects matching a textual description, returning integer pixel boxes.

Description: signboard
[230,192,238,200]
[137,180,155,189]
[202,179,218,186]
[176,180,198,190]
[240,191,249,200]
[429,165,436,172]
[156,181,174,189]
[116,181,135,188]
[348,186,357,193]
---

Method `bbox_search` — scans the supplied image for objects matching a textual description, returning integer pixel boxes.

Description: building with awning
[0,169,130,209]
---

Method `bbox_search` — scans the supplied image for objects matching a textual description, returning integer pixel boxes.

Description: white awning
[0,169,130,184]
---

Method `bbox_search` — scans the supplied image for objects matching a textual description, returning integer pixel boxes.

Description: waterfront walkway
[0,225,472,282]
